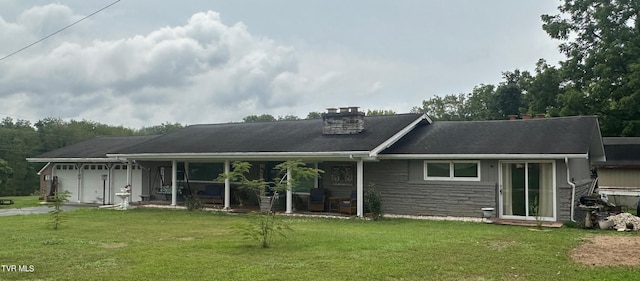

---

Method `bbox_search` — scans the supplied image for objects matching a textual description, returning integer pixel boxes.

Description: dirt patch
[486,240,520,249]
[177,237,195,241]
[571,235,640,266]
[100,242,127,248]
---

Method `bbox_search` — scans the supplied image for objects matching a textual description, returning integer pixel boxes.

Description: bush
[183,194,204,211]
[365,183,383,221]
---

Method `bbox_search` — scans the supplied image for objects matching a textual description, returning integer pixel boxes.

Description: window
[424,161,480,181]
[187,163,224,181]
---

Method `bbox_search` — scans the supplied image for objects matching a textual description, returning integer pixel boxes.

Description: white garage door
[80,164,110,204]
[52,164,81,203]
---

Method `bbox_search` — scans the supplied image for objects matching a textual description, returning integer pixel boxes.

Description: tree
[305,112,322,119]
[366,109,396,116]
[137,122,183,135]
[220,160,322,248]
[277,115,300,121]
[411,94,469,121]
[525,59,563,116]
[243,114,277,123]
[0,118,39,196]
[542,0,640,136]
[495,70,529,118]
[0,158,13,193]
[465,84,501,120]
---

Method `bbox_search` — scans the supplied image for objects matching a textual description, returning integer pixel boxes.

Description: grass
[0,206,639,280]
[0,195,41,209]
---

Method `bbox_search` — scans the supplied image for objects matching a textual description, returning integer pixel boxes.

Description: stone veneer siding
[558,179,593,225]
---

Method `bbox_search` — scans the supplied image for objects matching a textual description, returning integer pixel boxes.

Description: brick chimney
[521,114,532,120]
[322,107,364,135]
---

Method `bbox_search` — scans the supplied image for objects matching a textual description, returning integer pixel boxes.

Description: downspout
[565,157,576,222]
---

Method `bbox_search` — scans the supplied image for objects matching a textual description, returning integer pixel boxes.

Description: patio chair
[308,188,326,212]
[339,190,357,215]
[197,184,224,204]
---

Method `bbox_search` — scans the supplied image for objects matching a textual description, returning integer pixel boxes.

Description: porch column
[108,164,116,205]
[356,159,364,218]
[105,163,113,205]
[286,167,292,214]
[126,160,133,201]
[224,160,231,210]
[314,163,319,188]
[171,160,177,206]
[75,163,83,203]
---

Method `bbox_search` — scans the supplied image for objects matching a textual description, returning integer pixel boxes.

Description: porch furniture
[157,185,173,200]
[197,184,225,204]
[308,188,326,212]
[328,197,341,212]
[339,191,357,215]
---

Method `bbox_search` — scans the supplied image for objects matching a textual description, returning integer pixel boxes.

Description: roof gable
[382,116,603,157]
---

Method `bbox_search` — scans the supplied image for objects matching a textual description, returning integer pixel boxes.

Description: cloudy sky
[0,0,565,128]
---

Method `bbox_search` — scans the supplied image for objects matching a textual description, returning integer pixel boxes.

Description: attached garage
[28,136,157,204]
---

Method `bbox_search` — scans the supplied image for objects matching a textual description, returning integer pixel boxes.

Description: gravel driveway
[0,205,82,216]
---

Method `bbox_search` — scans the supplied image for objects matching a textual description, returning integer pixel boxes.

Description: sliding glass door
[500,161,555,220]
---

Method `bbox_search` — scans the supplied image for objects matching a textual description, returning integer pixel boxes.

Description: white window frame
[424,160,481,181]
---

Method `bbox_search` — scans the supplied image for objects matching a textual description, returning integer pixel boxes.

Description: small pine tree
[49,190,71,230]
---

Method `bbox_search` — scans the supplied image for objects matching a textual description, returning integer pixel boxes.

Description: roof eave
[377,153,590,160]
[106,151,373,161]
[26,158,120,163]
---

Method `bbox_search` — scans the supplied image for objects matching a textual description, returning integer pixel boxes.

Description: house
[27,108,605,224]
[593,137,640,209]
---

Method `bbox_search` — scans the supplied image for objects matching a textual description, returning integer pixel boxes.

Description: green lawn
[1,207,639,281]
[0,195,42,209]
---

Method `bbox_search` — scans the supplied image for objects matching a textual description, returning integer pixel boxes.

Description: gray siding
[365,158,592,222]
[364,160,496,218]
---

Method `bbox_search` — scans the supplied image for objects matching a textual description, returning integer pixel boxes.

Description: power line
[0,0,121,62]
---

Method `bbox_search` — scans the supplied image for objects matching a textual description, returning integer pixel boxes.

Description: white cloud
[0,8,316,127]
[1,2,560,128]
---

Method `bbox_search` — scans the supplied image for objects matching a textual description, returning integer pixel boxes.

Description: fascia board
[590,118,607,162]
[36,162,51,175]
[106,151,372,161]
[369,114,430,157]
[26,158,120,163]
[377,153,589,160]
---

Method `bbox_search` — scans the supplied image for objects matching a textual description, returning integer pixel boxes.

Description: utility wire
[0,0,121,62]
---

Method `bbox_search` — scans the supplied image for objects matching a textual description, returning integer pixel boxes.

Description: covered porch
[127,157,372,217]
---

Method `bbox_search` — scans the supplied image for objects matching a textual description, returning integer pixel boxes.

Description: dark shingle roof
[114,114,424,154]
[31,135,159,159]
[382,116,601,155]
[595,137,640,166]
